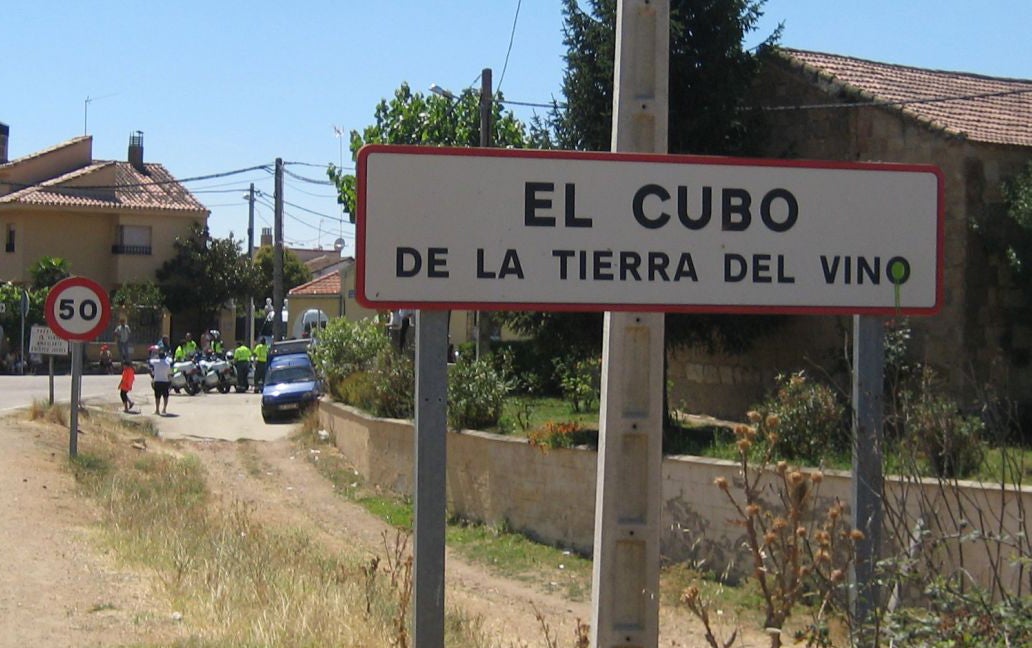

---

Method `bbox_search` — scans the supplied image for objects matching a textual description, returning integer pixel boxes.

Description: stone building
[668,48,1032,420]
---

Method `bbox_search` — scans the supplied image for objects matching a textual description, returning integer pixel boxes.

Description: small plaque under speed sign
[44,276,112,341]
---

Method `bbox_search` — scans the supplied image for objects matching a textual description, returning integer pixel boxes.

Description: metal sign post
[851,315,885,637]
[44,276,111,459]
[412,310,448,647]
[69,342,82,456]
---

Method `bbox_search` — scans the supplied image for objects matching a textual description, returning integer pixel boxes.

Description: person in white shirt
[149,349,172,415]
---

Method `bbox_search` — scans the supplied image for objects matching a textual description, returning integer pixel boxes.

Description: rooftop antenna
[83,93,117,135]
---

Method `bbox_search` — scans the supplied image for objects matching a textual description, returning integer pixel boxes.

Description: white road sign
[29,324,70,356]
[357,145,943,315]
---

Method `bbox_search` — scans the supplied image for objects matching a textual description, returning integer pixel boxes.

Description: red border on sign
[356,144,945,317]
[44,276,112,341]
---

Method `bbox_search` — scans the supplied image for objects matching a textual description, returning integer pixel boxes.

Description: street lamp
[429,83,455,101]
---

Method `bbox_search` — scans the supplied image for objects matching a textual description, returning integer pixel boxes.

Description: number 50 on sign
[44,276,112,341]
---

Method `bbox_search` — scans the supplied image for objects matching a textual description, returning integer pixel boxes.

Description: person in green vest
[210,330,225,357]
[174,332,198,362]
[252,337,269,393]
[232,340,252,391]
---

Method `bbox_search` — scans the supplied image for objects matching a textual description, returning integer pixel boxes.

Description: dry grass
[63,405,496,647]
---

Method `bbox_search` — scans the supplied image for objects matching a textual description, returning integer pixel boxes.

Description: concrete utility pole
[247,183,256,348]
[475,68,492,361]
[273,159,284,341]
[591,2,669,647]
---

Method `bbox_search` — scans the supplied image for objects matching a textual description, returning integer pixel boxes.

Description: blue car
[261,355,322,423]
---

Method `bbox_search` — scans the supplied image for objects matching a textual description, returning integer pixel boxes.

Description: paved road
[0,373,297,442]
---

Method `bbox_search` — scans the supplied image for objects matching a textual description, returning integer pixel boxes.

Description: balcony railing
[111,244,152,255]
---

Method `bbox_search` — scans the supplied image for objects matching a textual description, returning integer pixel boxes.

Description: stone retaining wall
[319,400,1032,594]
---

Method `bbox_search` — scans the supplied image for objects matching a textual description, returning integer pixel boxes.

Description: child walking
[119,361,136,413]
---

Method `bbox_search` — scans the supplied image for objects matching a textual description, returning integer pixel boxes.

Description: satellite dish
[333,238,346,251]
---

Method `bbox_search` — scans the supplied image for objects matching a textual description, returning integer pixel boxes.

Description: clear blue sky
[3,1,1029,253]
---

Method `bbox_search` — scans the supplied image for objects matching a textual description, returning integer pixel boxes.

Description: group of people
[117,329,270,417]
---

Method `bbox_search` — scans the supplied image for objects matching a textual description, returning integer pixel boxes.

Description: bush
[553,355,601,413]
[310,317,388,383]
[754,371,848,465]
[365,350,415,419]
[447,356,510,431]
[904,369,985,479]
[527,421,593,450]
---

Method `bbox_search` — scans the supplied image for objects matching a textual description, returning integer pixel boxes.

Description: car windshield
[267,366,316,384]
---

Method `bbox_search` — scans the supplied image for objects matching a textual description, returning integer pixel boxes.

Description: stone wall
[319,400,1032,594]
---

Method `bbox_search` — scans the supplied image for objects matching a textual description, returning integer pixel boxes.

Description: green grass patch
[496,396,599,436]
[447,517,592,601]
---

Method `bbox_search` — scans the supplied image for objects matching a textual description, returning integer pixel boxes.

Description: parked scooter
[171,355,203,395]
[199,353,234,393]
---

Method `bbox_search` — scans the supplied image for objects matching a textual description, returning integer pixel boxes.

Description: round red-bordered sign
[45,276,112,341]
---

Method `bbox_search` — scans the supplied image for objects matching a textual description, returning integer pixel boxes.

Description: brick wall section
[670,57,1032,419]
[319,400,1032,594]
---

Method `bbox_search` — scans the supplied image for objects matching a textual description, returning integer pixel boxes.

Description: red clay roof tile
[777,49,1032,148]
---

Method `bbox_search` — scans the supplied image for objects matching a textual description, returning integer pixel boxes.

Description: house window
[112,225,152,255]
[4,224,13,253]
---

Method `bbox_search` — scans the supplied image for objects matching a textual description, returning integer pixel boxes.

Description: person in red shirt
[118,361,136,413]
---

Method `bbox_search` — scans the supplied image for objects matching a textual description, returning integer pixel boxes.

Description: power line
[282,167,334,186]
[497,0,523,94]
[283,198,343,221]
[2,164,271,192]
[282,180,338,198]
[754,85,1032,112]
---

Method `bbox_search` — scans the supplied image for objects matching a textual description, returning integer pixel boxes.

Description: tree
[549,0,779,156]
[327,81,532,217]
[501,0,783,364]
[29,256,70,290]
[997,161,1032,296]
[155,223,254,328]
[251,244,312,304]
[112,281,164,310]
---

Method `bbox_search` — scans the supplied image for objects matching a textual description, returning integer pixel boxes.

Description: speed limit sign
[44,276,112,341]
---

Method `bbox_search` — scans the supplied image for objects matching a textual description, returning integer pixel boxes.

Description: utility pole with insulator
[475,68,492,361]
[247,183,256,347]
[273,159,284,341]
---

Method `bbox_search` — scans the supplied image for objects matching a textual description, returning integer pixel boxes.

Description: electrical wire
[282,180,338,199]
[1,164,272,192]
[497,0,523,95]
[755,85,1032,112]
[282,167,335,186]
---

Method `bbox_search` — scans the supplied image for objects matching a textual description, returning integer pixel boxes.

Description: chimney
[261,227,273,247]
[127,130,145,172]
[0,122,9,164]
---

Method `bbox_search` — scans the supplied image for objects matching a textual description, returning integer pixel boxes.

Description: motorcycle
[199,354,234,394]
[171,357,203,395]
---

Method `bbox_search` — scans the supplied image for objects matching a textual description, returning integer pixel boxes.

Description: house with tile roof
[0,128,209,292]
[0,127,210,359]
[668,48,1032,419]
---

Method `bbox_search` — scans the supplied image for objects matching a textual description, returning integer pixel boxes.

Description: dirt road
[0,392,756,647]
